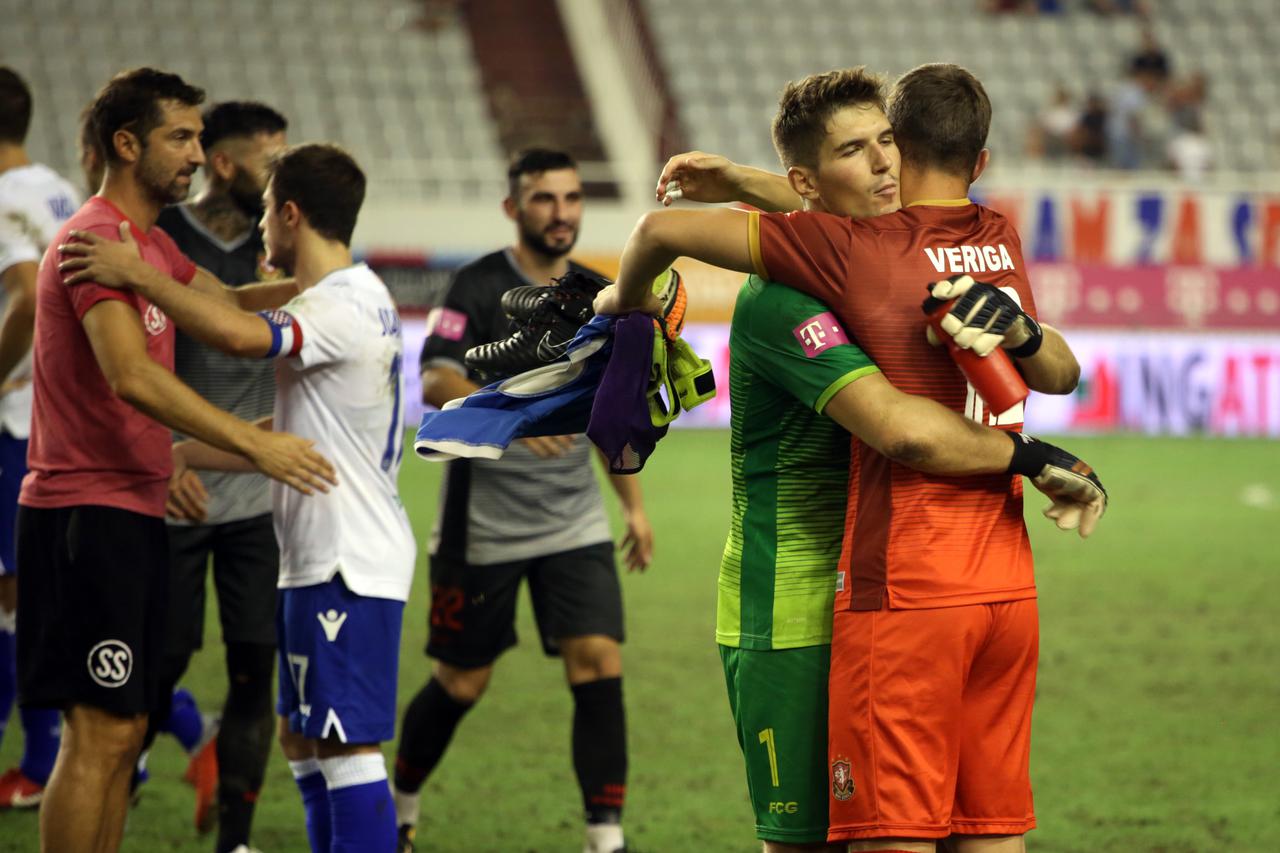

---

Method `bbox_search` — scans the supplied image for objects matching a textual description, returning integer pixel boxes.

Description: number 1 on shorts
[758,727,780,787]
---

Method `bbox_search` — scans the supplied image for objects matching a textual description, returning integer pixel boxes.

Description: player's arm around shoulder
[80,299,335,495]
[188,266,300,312]
[596,207,757,314]
[60,223,275,358]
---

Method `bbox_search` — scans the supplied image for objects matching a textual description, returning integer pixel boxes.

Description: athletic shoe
[500,272,603,323]
[184,714,220,834]
[228,846,264,853]
[465,297,582,377]
[0,766,44,809]
[397,823,417,852]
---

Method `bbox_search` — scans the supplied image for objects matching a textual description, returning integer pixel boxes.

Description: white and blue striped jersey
[261,262,415,602]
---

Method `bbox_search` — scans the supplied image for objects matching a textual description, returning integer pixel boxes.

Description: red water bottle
[927,302,1028,416]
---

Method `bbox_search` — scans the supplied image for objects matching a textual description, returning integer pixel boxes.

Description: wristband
[1007,315,1044,359]
[1005,431,1049,477]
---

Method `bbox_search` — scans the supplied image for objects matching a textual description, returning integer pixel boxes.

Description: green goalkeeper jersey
[717,276,879,650]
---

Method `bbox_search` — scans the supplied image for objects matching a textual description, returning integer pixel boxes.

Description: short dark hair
[0,67,33,144]
[88,67,205,165]
[267,144,365,246]
[507,148,577,198]
[771,67,887,169]
[200,101,288,151]
[888,63,991,177]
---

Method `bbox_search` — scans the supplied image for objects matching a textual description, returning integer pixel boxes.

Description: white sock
[289,757,322,780]
[584,821,624,853]
[317,752,387,790]
[393,783,421,828]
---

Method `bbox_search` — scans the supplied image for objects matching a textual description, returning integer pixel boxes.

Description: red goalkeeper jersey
[751,200,1039,610]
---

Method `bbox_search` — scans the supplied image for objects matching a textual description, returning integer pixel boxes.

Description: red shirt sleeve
[64,223,140,320]
[751,210,855,308]
[152,226,197,285]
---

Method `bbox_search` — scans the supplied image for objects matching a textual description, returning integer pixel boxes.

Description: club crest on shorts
[87,640,133,688]
[831,755,855,801]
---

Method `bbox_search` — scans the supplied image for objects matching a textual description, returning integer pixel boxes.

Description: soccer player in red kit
[596,64,1096,853]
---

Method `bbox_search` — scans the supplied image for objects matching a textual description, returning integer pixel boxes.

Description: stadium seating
[640,0,1280,174]
[0,0,509,200]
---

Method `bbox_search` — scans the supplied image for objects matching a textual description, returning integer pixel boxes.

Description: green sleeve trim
[814,365,880,413]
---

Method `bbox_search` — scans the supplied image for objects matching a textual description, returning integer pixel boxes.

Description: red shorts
[826,598,1038,842]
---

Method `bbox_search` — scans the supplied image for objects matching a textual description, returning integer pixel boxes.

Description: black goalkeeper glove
[922,274,1044,358]
[1006,432,1108,539]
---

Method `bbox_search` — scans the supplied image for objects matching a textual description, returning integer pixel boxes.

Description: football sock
[320,753,396,853]
[393,678,474,796]
[290,758,331,853]
[216,642,275,853]
[584,821,625,853]
[571,676,627,826]
[165,687,205,753]
[17,707,59,784]
[0,617,14,746]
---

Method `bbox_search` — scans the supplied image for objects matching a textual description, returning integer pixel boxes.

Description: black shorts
[425,541,623,668]
[167,513,279,653]
[16,505,169,716]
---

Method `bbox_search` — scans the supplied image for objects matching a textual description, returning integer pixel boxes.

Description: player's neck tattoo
[191,191,253,242]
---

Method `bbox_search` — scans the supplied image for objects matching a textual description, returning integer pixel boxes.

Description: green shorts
[719,643,830,844]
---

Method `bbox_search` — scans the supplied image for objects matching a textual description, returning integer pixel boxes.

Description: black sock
[215,642,276,853]
[394,678,474,793]
[571,676,627,824]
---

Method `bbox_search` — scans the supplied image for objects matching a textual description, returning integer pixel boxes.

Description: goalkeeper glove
[922,274,1044,358]
[1005,432,1108,539]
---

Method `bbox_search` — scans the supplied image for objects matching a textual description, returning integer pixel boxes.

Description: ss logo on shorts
[87,640,133,688]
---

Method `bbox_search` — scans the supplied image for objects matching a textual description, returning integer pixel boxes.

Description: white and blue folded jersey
[414,315,615,461]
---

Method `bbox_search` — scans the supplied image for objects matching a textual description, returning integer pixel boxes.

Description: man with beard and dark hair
[144,99,289,850]
[16,67,333,853]
[391,148,652,853]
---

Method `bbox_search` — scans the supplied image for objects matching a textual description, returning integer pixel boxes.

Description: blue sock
[164,688,204,752]
[291,759,331,853]
[17,707,59,784]
[0,624,14,748]
[321,753,396,853]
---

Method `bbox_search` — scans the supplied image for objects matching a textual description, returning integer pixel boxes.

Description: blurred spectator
[1108,66,1164,169]
[1026,85,1079,161]
[1167,70,1208,130]
[1084,0,1151,18]
[1130,27,1171,82]
[1074,92,1110,165]
[982,0,1063,12]
[1166,112,1211,182]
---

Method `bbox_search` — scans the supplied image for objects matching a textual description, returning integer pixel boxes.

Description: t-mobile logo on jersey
[793,311,850,358]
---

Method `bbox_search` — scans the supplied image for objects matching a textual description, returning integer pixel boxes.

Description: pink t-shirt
[20,196,196,517]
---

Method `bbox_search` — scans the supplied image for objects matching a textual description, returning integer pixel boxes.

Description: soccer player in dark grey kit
[151,100,289,851]
[393,148,651,853]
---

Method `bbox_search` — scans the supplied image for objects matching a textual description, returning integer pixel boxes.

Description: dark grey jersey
[421,249,612,564]
[157,204,277,525]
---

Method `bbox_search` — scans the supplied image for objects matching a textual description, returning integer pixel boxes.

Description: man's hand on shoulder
[58,221,162,292]
[655,151,746,206]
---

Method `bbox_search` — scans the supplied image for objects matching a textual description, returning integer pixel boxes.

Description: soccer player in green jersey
[654,69,1095,852]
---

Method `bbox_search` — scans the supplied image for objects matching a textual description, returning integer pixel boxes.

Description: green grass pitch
[1,430,1277,851]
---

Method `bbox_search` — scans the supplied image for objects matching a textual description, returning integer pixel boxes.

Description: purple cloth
[587,314,668,474]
